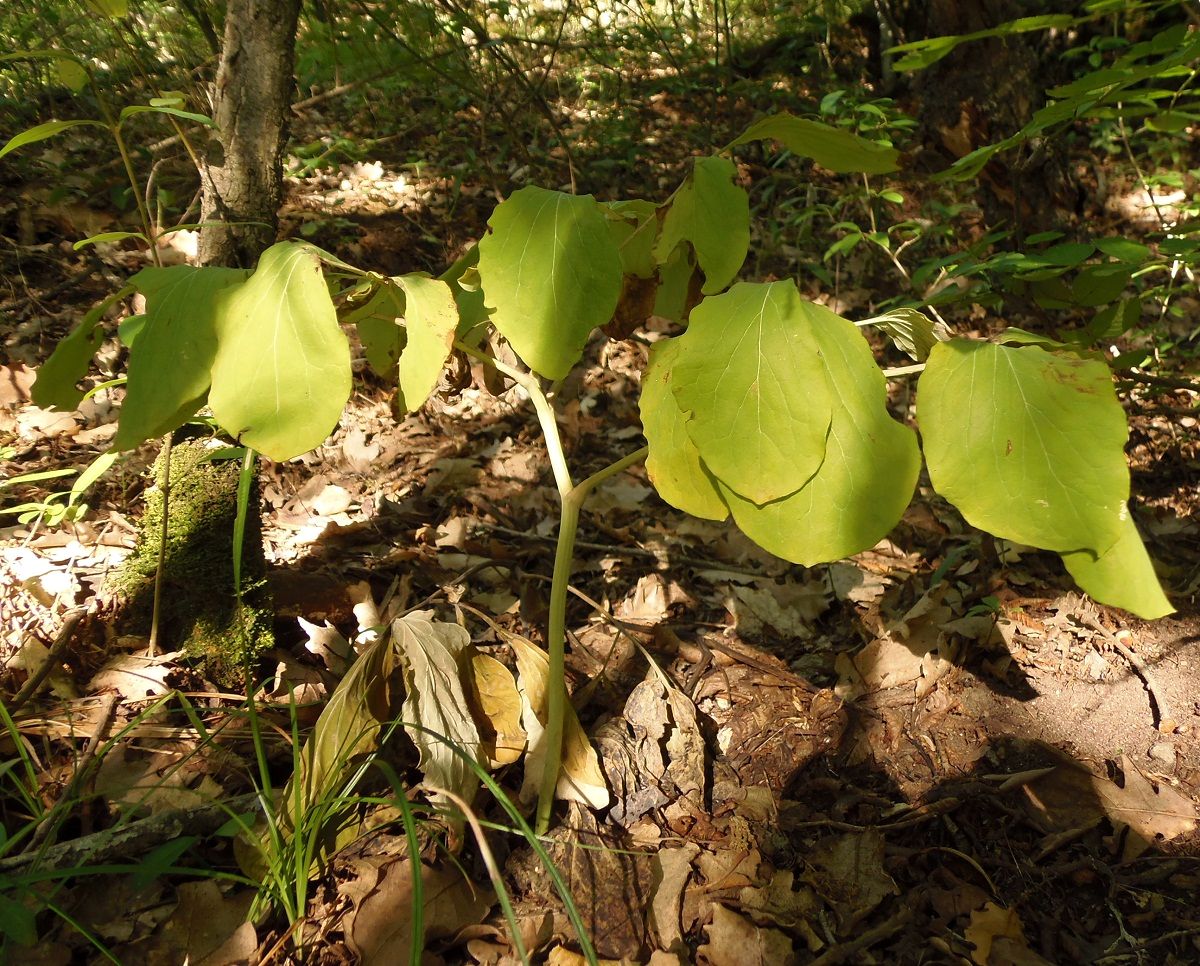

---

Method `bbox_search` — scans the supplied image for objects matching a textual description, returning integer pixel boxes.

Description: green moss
[112,437,273,687]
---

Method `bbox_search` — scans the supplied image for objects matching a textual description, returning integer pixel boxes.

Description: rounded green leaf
[731,113,900,174]
[1062,515,1173,619]
[113,266,249,450]
[671,281,834,505]
[477,186,622,379]
[653,156,749,294]
[639,337,729,521]
[718,309,920,565]
[918,340,1128,554]
[396,274,459,414]
[604,200,659,278]
[209,242,350,461]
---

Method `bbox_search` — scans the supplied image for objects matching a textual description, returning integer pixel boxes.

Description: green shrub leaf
[0,119,107,159]
[653,155,749,294]
[477,186,622,379]
[209,242,350,461]
[719,304,920,564]
[671,281,834,505]
[344,283,406,376]
[113,266,249,450]
[731,113,901,174]
[639,337,729,521]
[1062,516,1174,619]
[32,290,130,411]
[396,274,459,414]
[858,307,951,362]
[919,339,1128,555]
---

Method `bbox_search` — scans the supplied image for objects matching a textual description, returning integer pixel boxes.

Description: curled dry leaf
[465,650,527,767]
[696,903,797,966]
[393,613,483,803]
[506,633,609,810]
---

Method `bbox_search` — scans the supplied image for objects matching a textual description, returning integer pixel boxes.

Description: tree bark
[198,0,301,268]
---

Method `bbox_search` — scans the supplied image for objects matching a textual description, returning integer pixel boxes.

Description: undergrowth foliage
[21,108,1176,831]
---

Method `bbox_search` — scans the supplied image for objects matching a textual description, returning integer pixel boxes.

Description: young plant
[26,110,1174,838]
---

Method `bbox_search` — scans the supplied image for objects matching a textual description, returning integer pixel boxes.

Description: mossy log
[110,437,273,687]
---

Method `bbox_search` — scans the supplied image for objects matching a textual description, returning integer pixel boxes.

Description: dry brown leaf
[696,904,797,966]
[801,829,898,932]
[344,859,493,965]
[298,616,353,674]
[466,650,527,767]
[156,881,254,966]
[508,633,609,810]
[965,902,1028,966]
[1023,755,1197,860]
[724,578,829,639]
[649,842,701,950]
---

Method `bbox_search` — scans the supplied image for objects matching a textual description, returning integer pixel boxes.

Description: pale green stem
[535,445,648,834]
[449,342,650,832]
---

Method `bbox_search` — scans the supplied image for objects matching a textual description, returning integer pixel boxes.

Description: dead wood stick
[8,605,89,715]
[0,792,259,877]
[1079,615,1174,731]
[25,693,121,853]
[807,905,913,965]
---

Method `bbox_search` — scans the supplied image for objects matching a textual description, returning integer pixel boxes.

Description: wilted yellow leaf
[466,651,527,767]
[506,633,609,810]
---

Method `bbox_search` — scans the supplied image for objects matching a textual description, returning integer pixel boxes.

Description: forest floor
[2,69,1200,966]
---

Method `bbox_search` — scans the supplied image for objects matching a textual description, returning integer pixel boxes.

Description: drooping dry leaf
[394,613,483,802]
[508,633,609,810]
[466,650,527,767]
[298,616,353,674]
[88,651,176,700]
[696,904,797,966]
[282,631,399,832]
[344,858,493,965]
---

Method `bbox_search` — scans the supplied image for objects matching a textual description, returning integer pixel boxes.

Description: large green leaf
[113,265,249,450]
[858,307,951,362]
[638,338,729,521]
[719,303,920,564]
[1062,516,1173,619]
[477,186,622,379]
[918,339,1128,554]
[653,156,749,295]
[208,242,351,461]
[670,282,834,505]
[396,274,459,414]
[731,113,900,174]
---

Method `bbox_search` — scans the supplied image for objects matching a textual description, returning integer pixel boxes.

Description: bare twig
[0,792,258,876]
[807,905,913,965]
[1078,614,1174,732]
[9,606,89,715]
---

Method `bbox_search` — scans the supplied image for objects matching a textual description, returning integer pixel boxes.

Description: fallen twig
[9,605,89,715]
[807,905,913,965]
[0,792,259,877]
[1078,614,1174,732]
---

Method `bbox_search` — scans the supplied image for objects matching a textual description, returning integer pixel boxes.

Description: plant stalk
[535,445,648,834]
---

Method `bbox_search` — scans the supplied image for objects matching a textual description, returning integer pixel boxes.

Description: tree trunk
[897,0,1080,229]
[198,0,301,268]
